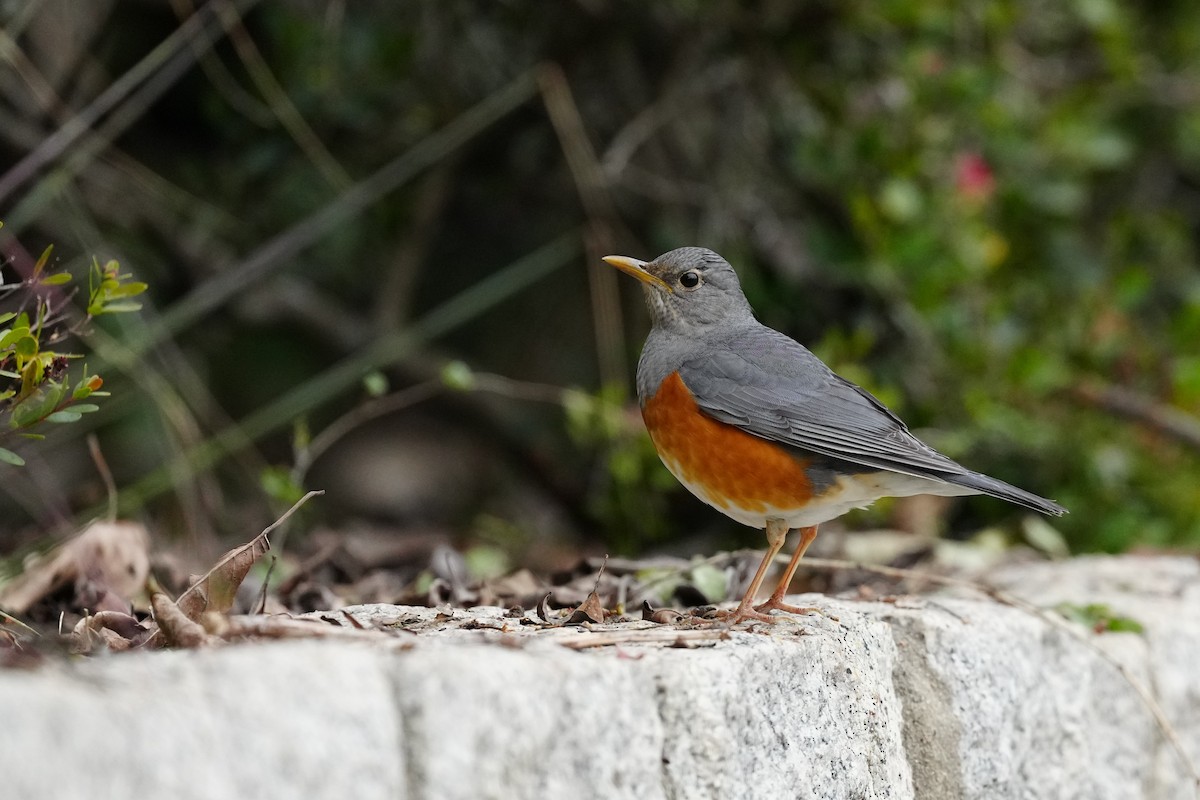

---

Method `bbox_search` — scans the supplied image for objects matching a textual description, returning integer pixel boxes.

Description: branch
[1072,381,1200,452]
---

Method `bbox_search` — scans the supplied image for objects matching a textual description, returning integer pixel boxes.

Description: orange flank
[641,371,813,514]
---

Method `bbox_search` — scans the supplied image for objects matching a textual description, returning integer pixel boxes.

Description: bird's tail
[947,470,1067,516]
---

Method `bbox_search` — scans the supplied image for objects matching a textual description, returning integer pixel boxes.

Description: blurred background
[2,0,1199,586]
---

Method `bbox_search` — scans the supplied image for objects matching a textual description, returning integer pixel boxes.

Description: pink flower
[955,152,995,202]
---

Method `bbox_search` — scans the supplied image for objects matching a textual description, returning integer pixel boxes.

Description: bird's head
[603,247,754,332]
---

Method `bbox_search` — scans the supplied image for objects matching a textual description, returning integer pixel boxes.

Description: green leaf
[39,272,73,286]
[32,244,53,278]
[108,281,148,298]
[9,381,67,428]
[0,447,25,466]
[1105,617,1146,634]
[45,410,82,423]
[0,312,15,325]
[95,301,143,314]
[0,326,30,348]
[71,404,100,414]
[14,335,37,358]
[19,433,45,440]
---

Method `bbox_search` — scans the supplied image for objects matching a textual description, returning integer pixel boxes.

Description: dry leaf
[151,592,209,648]
[0,521,150,614]
[566,590,606,624]
[176,532,270,621]
[536,592,555,623]
[77,610,146,641]
[71,618,137,654]
[641,601,683,625]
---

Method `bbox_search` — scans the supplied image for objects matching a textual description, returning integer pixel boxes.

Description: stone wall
[2,556,1197,799]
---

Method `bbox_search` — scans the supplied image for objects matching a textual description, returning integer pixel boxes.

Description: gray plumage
[622,246,1066,517]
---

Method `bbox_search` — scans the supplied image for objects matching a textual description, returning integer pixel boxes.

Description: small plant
[1056,602,1145,634]
[0,239,147,466]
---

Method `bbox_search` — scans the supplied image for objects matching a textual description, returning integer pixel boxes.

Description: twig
[86,434,118,523]
[537,63,626,394]
[0,0,262,204]
[0,609,38,638]
[289,367,568,487]
[554,628,730,650]
[254,555,277,615]
[104,233,579,517]
[215,613,416,646]
[1072,381,1200,452]
[166,0,274,126]
[291,380,441,481]
[0,25,243,239]
[601,62,742,177]
[138,69,540,359]
[212,0,353,190]
[373,166,456,330]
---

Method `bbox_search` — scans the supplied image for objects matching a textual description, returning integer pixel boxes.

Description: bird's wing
[677,327,969,479]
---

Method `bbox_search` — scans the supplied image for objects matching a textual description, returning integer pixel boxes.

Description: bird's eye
[679,271,700,288]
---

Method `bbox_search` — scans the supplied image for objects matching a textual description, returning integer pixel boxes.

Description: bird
[603,247,1067,624]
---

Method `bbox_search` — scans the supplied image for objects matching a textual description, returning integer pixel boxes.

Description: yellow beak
[602,255,673,292]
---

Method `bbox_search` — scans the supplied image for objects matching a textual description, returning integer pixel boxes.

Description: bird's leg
[754,525,822,616]
[719,518,790,624]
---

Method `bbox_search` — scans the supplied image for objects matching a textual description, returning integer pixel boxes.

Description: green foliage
[0,241,146,467]
[260,465,306,507]
[719,1,1200,550]
[86,258,148,317]
[1056,602,1145,634]
[563,384,677,553]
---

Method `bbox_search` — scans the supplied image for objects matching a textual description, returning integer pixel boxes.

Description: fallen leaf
[536,592,555,623]
[641,601,683,625]
[0,521,150,615]
[71,617,138,655]
[175,532,270,621]
[566,590,606,624]
[76,610,146,641]
[151,592,209,648]
[209,614,416,645]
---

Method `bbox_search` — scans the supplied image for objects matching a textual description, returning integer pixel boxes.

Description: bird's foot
[709,600,779,626]
[753,598,823,616]
[693,596,832,627]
